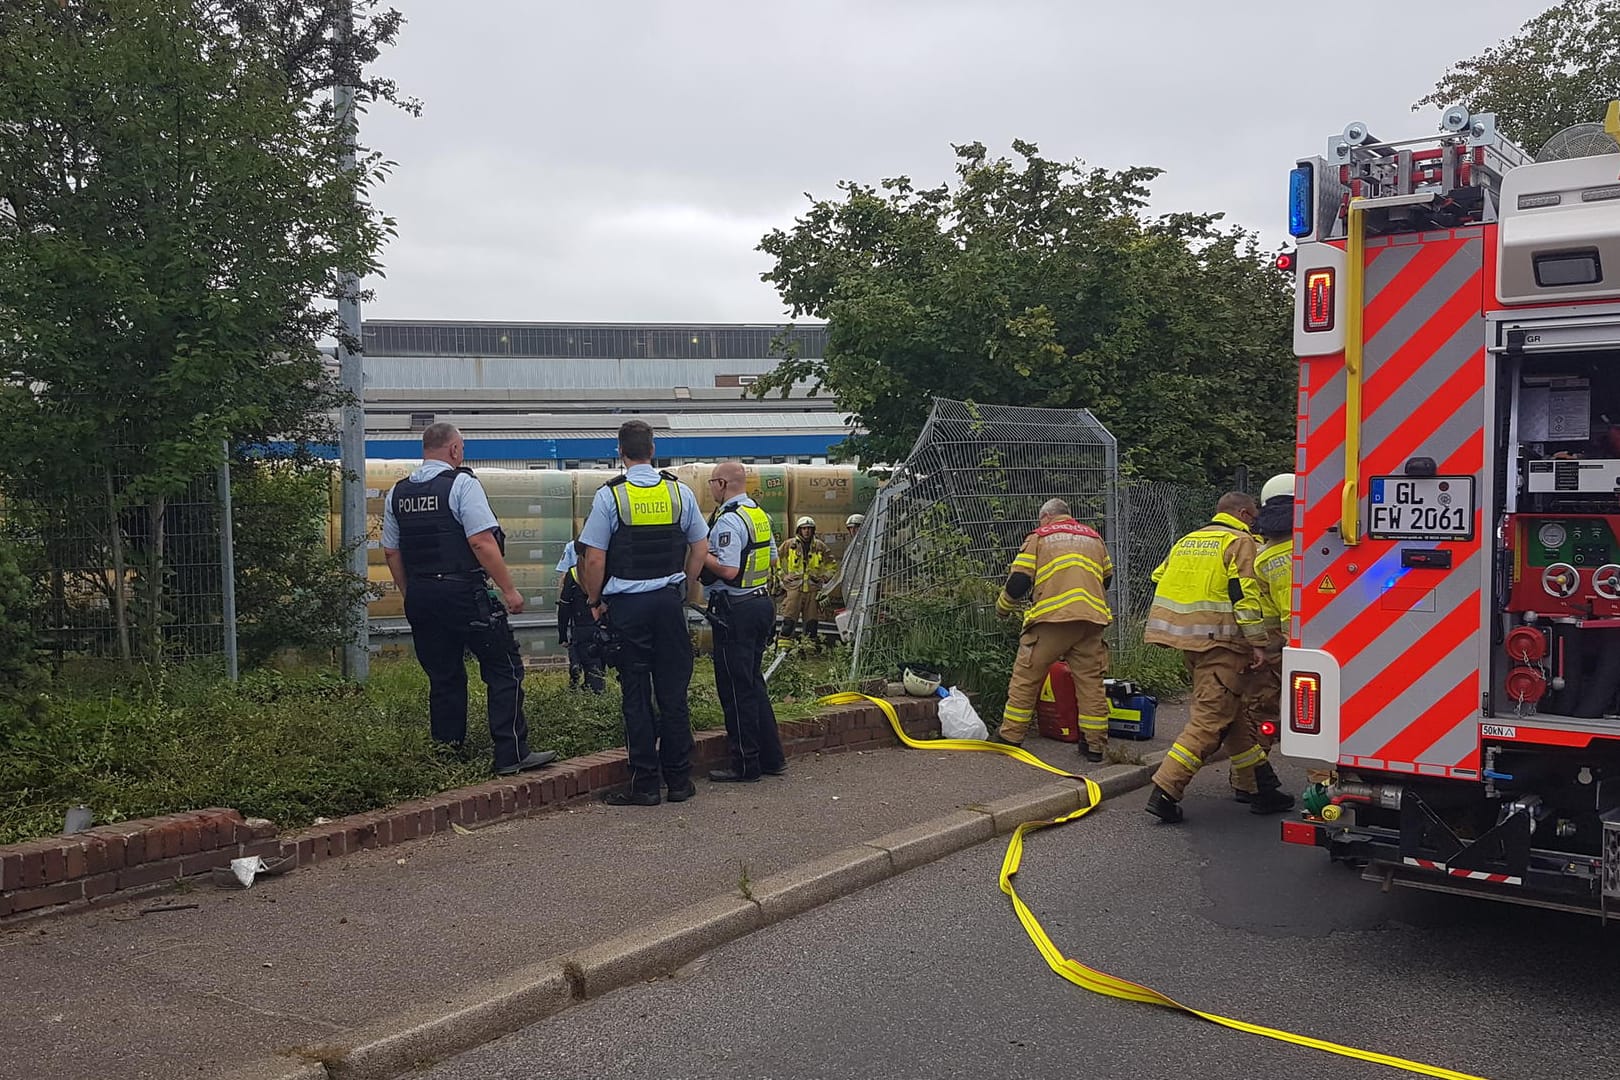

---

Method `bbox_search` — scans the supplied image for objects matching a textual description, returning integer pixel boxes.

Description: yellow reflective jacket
[996,516,1113,628]
[1144,512,1266,653]
[1255,537,1293,642]
[780,536,832,592]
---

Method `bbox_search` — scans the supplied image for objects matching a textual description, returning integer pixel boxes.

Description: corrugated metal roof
[363,356,808,391]
[672,412,855,431]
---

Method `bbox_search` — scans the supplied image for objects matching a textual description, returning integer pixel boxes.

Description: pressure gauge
[1539,522,1568,550]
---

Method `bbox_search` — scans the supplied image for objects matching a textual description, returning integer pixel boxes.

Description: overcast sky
[359,0,1543,326]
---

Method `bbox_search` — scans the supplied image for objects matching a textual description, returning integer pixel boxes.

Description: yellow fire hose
[819,692,1490,1080]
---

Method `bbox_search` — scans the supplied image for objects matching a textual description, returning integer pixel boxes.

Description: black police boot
[496,750,557,776]
[667,781,697,803]
[1145,785,1184,824]
[708,767,762,783]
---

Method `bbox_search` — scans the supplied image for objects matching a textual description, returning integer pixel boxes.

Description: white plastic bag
[938,686,989,741]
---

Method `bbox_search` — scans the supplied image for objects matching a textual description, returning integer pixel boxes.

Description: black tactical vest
[392,469,480,577]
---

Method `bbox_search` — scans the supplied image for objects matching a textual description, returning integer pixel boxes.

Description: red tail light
[1290,672,1321,734]
[1259,720,1278,739]
[1304,269,1335,331]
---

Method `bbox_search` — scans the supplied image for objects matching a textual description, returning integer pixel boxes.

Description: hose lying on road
[817,692,1490,1080]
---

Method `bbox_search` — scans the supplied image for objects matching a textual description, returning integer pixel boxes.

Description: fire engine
[1279,101,1620,917]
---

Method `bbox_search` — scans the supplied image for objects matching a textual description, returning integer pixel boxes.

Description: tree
[751,141,1296,485]
[0,0,406,660]
[1417,0,1620,155]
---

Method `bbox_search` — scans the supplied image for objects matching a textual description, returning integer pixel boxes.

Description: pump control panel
[1507,514,1620,616]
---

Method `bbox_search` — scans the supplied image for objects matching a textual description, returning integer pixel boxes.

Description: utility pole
[336,1,369,682]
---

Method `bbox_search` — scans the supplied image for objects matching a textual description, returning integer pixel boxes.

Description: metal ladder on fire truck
[1307,106,1534,546]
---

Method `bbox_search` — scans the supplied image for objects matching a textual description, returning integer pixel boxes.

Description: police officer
[381,423,556,776]
[576,420,710,807]
[701,461,786,782]
[555,538,605,693]
[1142,492,1293,822]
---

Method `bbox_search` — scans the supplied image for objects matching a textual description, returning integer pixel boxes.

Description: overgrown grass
[0,653,831,845]
[1110,623,1192,699]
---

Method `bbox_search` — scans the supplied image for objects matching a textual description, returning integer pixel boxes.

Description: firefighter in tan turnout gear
[778,516,832,646]
[1143,492,1295,822]
[1229,474,1294,801]
[993,499,1114,762]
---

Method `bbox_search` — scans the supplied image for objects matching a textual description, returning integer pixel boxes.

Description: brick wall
[0,695,940,921]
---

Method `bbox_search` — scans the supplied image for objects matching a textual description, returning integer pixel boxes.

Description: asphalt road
[420,762,1620,1080]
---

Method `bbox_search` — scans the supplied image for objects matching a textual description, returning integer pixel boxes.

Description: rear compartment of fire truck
[1291,106,1620,916]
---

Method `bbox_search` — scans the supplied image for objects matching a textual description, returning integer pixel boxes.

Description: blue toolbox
[1104,679,1156,741]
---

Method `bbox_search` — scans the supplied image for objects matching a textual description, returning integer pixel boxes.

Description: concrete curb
[230,754,1163,1080]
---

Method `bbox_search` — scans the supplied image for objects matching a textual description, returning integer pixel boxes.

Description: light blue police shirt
[577,464,708,596]
[555,540,578,576]
[380,461,501,549]
[706,496,778,600]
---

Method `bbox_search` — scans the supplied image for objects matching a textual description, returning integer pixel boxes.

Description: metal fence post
[1104,434,1127,650]
[218,440,239,681]
[335,1,370,683]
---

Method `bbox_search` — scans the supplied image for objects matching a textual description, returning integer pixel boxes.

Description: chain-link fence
[1118,480,1225,618]
[0,450,236,665]
[835,398,1235,702]
[839,399,1122,691]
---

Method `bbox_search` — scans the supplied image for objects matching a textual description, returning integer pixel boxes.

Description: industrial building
[352,319,858,468]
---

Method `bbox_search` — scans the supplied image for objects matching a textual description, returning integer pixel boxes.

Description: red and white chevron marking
[1402,856,1522,886]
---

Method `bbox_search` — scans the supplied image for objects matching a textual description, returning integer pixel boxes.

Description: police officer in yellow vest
[1230,474,1294,800]
[555,539,605,694]
[577,420,710,807]
[1143,491,1295,822]
[701,461,786,782]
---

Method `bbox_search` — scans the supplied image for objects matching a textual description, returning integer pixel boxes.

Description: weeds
[0,654,833,845]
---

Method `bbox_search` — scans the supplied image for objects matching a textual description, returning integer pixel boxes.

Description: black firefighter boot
[1247,762,1296,815]
[1144,785,1184,824]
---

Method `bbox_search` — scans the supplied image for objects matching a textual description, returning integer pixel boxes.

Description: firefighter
[1230,474,1293,801]
[701,461,785,781]
[1143,491,1295,822]
[845,513,864,539]
[992,498,1114,763]
[380,423,556,776]
[778,516,832,647]
[576,420,710,806]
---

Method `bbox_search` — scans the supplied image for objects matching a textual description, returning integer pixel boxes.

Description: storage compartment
[1493,343,1620,718]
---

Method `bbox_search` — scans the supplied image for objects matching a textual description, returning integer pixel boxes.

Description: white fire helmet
[845,514,865,530]
[1260,473,1296,505]
[795,516,817,532]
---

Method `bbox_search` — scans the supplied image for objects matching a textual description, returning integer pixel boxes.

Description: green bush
[0,537,40,694]
[0,656,827,845]
[231,459,371,667]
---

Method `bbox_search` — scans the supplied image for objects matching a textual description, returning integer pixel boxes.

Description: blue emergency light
[1288,164,1314,238]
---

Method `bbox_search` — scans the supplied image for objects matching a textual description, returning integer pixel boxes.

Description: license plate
[1366,476,1475,541]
